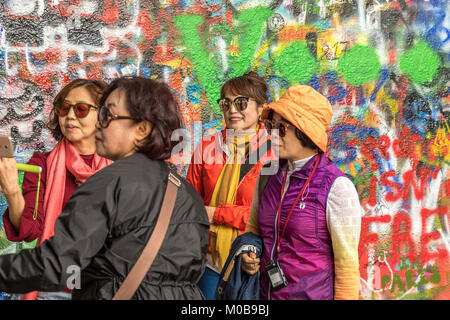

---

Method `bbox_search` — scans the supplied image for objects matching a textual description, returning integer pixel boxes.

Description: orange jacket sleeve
[213,204,251,231]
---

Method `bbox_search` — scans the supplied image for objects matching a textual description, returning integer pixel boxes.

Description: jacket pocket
[288,269,333,300]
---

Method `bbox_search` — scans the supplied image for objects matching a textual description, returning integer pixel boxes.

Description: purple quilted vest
[257,153,346,300]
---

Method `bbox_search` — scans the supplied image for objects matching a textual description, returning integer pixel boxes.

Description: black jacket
[0,153,209,299]
[215,232,262,300]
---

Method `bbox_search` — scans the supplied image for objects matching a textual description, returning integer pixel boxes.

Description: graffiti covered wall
[0,0,449,300]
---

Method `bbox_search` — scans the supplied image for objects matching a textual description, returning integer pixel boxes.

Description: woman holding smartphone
[0,77,209,300]
[0,79,112,300]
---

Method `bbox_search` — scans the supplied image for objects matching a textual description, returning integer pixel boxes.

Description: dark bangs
[220,71,268,106]
[99,77,183,161]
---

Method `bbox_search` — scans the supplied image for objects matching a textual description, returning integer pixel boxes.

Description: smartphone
[0,135,14,158]
[0,136,41,174]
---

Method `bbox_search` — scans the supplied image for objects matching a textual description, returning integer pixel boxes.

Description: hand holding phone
[0,135,41,196]
[0,155,20,196]
[0,136,42,223]
[0,135,14,158]
[0,135,42,173]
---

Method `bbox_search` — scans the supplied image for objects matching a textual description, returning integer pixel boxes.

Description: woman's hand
[0,157,24,231]
[242,251,260,275]
[0,157,20,195]
[205,206,215,224]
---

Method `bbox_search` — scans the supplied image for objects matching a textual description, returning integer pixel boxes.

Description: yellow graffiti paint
[229,35,239,56]
[252,33,278,69]
[432,127,450,159]
[376,89,399,128]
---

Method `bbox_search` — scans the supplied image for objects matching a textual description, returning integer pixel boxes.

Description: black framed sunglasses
[97,106,142,128]
[57,101,98,118]
[264,119,293,138]
[217,96,250,112]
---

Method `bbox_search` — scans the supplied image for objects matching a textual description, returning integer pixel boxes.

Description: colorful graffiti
[0,0,449,300]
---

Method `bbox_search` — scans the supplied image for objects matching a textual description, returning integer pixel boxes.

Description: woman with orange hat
[242,85,362,300]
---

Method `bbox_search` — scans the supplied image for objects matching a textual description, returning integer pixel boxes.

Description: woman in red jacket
[0,79,112,300]
[186,71,272,299]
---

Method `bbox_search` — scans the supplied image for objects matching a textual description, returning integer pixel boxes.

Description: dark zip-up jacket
[0,153,209,300]
[215,232,262,300]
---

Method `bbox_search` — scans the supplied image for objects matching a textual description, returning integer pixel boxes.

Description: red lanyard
[276,155,320,255]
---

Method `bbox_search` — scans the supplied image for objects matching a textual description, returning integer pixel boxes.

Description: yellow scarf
[208,128,256,271]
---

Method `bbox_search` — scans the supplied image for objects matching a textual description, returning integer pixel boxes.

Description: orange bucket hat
[261,85,333,153]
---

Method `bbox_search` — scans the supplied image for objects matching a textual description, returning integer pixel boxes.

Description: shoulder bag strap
[112,170,181,300]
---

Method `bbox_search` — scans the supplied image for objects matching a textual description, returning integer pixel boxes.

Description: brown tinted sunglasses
[264,119,293,137]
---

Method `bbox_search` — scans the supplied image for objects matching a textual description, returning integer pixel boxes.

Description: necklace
[298,183,310,209]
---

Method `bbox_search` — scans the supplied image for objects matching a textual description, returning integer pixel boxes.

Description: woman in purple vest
[243,85,362,300]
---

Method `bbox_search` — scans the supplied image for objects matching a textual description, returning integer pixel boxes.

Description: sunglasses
[217,96,250,112]
[57,102,98,118]
[264,119,293,138]
[97,106,142,128]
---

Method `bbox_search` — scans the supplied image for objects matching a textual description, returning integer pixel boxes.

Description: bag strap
[112,170,181,300]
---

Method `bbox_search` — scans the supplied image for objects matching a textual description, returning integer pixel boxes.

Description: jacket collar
[276,153,331,181]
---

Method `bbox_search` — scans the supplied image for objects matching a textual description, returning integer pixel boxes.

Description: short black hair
[99,77,183,160]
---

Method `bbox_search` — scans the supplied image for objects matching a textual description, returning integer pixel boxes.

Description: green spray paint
[399,41,441,85]
[392,273,405,292]
[273,41,317,84]
[428,266,441,284]
[382,274,391,289]
[405,270,415,289]
[174,14,221,114]
[337,45,381,85]
[228,8,272,78]
[174,7,272,114]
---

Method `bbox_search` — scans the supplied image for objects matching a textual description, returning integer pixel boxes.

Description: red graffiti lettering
[380,170,403,202]
[359,214,391,255]
[344,86,362,107]
[392,127,422,166]
[368,176,378,207]
[391,212,417,266]
[420,207,448,264]
[377,135,391,160]
[360,136,377,163]
[402,169,426,201]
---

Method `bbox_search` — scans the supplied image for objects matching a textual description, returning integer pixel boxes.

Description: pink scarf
[22,138,112,300]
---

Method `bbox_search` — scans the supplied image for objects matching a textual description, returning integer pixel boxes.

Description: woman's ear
[257,104,266,122]
[135,120,152,141]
